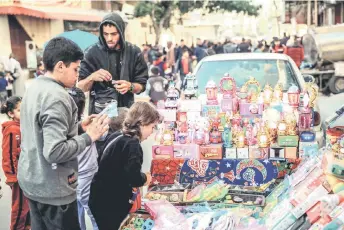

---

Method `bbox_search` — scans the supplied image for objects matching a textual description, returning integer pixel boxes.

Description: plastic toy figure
[210,127,222,144]
[177,112,188,133]
[165,87,179,109]
[222,125,233,148]
[193,118,210,145]
[183,74,198,100]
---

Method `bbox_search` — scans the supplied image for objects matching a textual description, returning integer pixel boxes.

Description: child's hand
[86,114,110,142]
[81,114,97,132]
[144,172,152,186]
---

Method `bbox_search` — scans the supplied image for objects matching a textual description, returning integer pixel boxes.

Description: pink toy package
[239,102,264,117]
[152,145,174,159]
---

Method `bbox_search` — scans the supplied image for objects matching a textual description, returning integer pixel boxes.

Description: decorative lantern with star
[287,84,300,108]
[220,73,236,98]
[205,80,218,105]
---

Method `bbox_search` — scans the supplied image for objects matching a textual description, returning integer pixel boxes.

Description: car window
[195,59,299,93]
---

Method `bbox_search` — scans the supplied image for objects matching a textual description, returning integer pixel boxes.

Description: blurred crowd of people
[142,33,305,104]
[141,33,305,78]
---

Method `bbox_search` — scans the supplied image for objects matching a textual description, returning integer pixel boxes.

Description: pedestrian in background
[0,71,8,105]
[194,38,207,62]
[284,36,304,68]
[166,41,176,72]
[179,50,193,90]
[35,61,45,78]
[1,96,30,230]
[153,52,167,77]
[7,53,22,96]
[272,37,286,54]
[147,66,167,105]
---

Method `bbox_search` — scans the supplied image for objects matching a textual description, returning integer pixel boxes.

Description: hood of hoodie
[2,120,19,134]
[99,13,126,51]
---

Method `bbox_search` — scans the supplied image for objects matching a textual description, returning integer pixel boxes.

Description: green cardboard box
[277,135,299,147]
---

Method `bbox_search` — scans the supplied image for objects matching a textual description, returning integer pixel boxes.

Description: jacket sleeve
[40,100,92,164]
[123,139,147,187]
[1,129,20,183]
[132,51,149,93]
[79,46,98,81]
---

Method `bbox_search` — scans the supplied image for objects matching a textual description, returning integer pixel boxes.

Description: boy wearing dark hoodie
[78,12,148,114]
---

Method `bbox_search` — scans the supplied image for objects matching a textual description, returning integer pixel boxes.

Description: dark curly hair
[67,87,86,121]
[1,96,22,117]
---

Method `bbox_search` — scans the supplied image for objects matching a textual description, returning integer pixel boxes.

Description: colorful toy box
[152,145,174,159]
[239,102,264,117]
[173,143,199,159]
[199,144,223,160]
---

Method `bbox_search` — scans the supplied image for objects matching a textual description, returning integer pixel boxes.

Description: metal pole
[315,0,318,26]
[307,0,312,26]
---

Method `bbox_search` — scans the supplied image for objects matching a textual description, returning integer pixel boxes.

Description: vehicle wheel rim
[335,78,344,91]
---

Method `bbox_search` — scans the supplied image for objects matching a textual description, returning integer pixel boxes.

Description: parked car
[193,53,324,146]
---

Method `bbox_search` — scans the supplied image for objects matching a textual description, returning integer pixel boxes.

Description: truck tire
[328,76,344,94]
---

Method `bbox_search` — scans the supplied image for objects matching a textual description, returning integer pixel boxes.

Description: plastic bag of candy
[144,200,189,230]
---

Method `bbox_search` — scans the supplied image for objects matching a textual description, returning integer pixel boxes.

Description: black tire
[328,76,344,94]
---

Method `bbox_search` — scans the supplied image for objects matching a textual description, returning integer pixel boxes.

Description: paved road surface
[0,93,343,229]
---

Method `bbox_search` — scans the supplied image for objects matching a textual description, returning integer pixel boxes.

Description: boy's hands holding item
[144,172,152,186]
[85,114,110,142]
[81,114,97,132]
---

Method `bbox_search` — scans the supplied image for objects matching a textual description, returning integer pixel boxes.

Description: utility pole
[307,0,312,26]
[314,0,318,26]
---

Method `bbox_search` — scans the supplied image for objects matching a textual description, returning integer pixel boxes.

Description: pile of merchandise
[153,74,319,162]
[121,143,344,229]
[121,74,344,229]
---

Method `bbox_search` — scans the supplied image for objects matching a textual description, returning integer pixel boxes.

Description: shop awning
[0,5,107,22]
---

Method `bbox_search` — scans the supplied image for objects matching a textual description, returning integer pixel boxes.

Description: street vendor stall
[121,74,344,230]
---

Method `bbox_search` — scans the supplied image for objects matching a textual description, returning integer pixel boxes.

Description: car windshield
[195,59,299,93]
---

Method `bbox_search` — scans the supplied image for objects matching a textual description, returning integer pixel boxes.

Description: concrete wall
[0,15,12,57]
[50,19,64,39]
